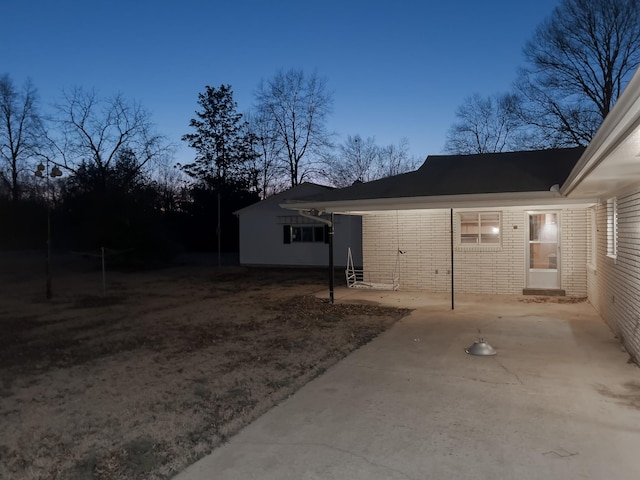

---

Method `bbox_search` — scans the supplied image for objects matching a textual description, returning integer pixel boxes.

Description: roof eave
[281,190,596,213]
[561,67,640,197]
[234,183,334,216]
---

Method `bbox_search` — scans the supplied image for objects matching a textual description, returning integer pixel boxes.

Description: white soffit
[280,191,596,214]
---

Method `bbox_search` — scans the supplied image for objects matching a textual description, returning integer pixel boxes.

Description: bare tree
[444,93,523,154]
[517,0,640,147]
[324,135,379,187]
[324,136,418,187]
[255,69,333,187]
[377,137,419,177]
[0,74,43,201]
[53,87,171,190]
[244,110,283,198]
[150,157,188,213]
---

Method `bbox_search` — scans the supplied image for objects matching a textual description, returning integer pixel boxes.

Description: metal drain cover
[465,337,496,356]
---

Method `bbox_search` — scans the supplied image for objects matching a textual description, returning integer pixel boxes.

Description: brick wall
[362,207,588,295]
[590,192,640,360]
[561,209,589,296]
[453,209,525,294]
[362,210,451,291]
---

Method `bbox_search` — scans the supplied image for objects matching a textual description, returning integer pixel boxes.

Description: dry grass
[0,253,409,479]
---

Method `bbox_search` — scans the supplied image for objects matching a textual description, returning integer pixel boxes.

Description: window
[528,213,558,270]
[607,198,617,258]
[459,212,501,245]
[283,225,327,244]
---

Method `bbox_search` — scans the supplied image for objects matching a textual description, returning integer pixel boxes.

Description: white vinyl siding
[237,183,362,267]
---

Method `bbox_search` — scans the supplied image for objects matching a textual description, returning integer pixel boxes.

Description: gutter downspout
[298,210,335,304]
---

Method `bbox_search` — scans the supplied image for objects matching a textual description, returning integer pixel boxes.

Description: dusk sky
[3,0,561,164]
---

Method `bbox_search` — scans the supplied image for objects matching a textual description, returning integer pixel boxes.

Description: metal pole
[450,208,454,310]
[102,246,106,296]
[46,193,52,300]
[298,209,335,303]
[37,157,62,300]
[217,192,221,269]
[329,213,335,304]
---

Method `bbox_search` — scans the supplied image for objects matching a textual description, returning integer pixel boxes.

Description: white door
[527,212,560,289]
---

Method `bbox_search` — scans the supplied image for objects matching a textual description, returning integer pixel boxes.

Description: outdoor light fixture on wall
[35,159,63,299]
[35,163,62,179]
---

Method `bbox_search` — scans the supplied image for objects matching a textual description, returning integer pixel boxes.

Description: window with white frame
[606,198,617,258]
[458,212,501,245]
[283,225,327,244]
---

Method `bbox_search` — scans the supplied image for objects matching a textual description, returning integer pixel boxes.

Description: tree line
[178,72,417,198]
[3,0,638,259]
[0,70,415,258]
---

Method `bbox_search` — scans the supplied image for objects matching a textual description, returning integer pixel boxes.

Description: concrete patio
[174,289,640,479]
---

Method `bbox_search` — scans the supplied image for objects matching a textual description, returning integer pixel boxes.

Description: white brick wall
[590,192,640,360]
[453,209,525,294]
[362,207,588,296]
[362,211,452,291]
[561,209,589,296]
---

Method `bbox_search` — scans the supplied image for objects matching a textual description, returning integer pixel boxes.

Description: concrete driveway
[174,289,640,480]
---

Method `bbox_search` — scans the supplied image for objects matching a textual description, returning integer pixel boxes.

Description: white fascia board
[280,190,596,214]
[561,67,640,197]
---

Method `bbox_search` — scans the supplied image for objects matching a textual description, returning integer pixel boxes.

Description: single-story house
[235,183,362,267]
[284,148,588,296]
[282,66,640,361]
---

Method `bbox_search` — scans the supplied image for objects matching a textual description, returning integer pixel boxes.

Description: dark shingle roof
[234,182,333,215]
[294,147,585,203]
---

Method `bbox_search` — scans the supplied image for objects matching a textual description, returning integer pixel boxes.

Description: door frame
[525,210,561,290]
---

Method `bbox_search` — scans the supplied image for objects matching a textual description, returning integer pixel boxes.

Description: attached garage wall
[362,207,588,296]
[590,192,640,360]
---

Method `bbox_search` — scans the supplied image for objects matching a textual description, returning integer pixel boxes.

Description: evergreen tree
[181,85,257,183]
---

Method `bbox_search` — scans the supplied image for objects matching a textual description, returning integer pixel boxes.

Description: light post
[35,159,62,299]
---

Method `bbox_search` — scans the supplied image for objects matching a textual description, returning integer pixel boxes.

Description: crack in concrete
[496,359,524,385]
[465,376,519,386]
[237,440,417,480]
[542,448,578,458]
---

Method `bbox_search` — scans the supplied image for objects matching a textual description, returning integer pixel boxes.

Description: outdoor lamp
[35,159,63,299]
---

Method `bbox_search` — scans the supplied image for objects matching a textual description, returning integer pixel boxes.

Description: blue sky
[2,0,561,164]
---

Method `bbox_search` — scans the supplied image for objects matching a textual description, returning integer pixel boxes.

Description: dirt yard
[0,252,409,480]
